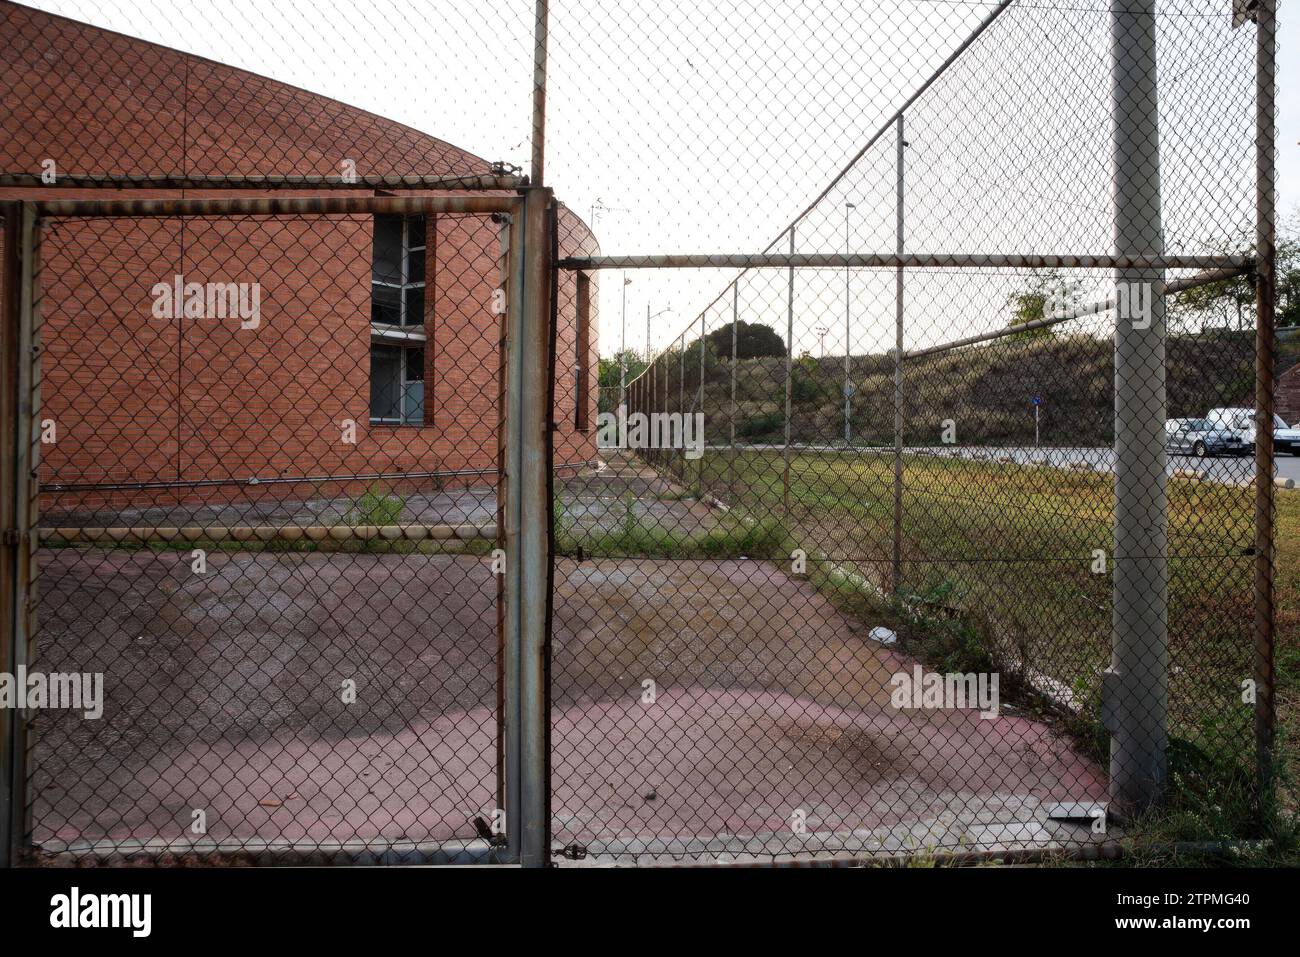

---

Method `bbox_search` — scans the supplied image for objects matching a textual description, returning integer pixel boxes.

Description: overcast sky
[26,0,1298,359]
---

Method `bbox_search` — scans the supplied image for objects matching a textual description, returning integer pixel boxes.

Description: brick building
[1278,363,1300,427]
[0,1,599,512]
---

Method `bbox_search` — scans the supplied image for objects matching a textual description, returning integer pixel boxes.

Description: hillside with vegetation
[662,330,1274,448]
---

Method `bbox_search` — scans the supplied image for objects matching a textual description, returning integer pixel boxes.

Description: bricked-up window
[574,271,591,431]
[370,344,424,425]
[371,215,426,326]
[370,214,427,425]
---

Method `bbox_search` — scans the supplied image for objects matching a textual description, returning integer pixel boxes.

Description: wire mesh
[0,0,1281,867]
[23,206,529,863]
[553,0,1275,863]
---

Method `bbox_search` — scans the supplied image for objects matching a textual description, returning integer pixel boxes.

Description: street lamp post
[844,201,856,446]
[620,274,630,408]
[646,303,673,362]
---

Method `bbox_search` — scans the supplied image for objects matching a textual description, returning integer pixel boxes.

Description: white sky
[24,0,1298,359]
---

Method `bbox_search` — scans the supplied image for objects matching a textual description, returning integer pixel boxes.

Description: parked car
[1164,417,1246,458]
[1205,407,1300,455]
[1275,416,1300,455]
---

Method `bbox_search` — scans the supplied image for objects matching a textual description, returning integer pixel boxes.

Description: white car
[1205,407,1300,456]
[1164,418,1245,458]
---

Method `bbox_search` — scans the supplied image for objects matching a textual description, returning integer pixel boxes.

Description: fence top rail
[560,253,1252,272]
[24,193,522,219]
[0,173,525,192]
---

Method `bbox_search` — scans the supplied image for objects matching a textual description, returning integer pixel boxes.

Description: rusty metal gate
[0,189,571,864]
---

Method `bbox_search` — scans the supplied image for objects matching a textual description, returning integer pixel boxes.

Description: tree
[1277,217,1299,328]
[597,351,648,414]
[1005,269,1080,342]
[598,350,646,389]
[1171,229,1255,332]
[1171,211,1298,331]
[702,320,785,359]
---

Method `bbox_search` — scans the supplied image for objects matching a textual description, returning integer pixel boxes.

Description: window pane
[407,248,425,284]
[370,344,402,421]
[403,286,425,326]
[371,283,401,325]
[403,380,424,424]
[405,347,425,382]
[406,215,426,248]
[372,215,403,284]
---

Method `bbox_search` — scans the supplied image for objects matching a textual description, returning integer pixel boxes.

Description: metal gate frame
[0,188,558,867]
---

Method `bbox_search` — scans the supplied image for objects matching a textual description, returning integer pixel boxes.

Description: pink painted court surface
[33,540,1104,862]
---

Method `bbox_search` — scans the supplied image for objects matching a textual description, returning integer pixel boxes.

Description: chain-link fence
[554,0,1279,862]
[603,285,1270,861]
[12,197,534,863]
[0,0,1282,867]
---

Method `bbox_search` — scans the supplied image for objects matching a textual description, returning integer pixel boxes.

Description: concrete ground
[29,455,1105,863]
[550,558,1105,861]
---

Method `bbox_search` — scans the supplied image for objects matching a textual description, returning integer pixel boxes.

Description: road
[906,445,1299,487]
[705,443,1300,487]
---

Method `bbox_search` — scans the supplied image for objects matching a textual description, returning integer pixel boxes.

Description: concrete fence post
[1105,0,1169,818]
[504,187,553,868]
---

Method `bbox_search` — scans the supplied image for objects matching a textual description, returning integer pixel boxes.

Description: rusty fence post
[1,202,38,867]
[1253,0,1277,818]
[0,203,20,868]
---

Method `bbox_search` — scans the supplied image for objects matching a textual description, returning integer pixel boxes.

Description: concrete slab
[31,541,1104,862]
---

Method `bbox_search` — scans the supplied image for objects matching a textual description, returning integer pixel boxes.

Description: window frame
[369,214,430,426]
[574,271,591,432]
[369,342,425,427]
[371,214,428,330]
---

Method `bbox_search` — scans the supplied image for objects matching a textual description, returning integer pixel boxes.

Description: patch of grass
[1106,737,1300,867]
[342,487,406,527]
[555,494,790,561]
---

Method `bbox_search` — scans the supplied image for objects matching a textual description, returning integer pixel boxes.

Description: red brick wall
[555,206,602,468]
[1277,363,1300,427]
[0,2,599,513]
